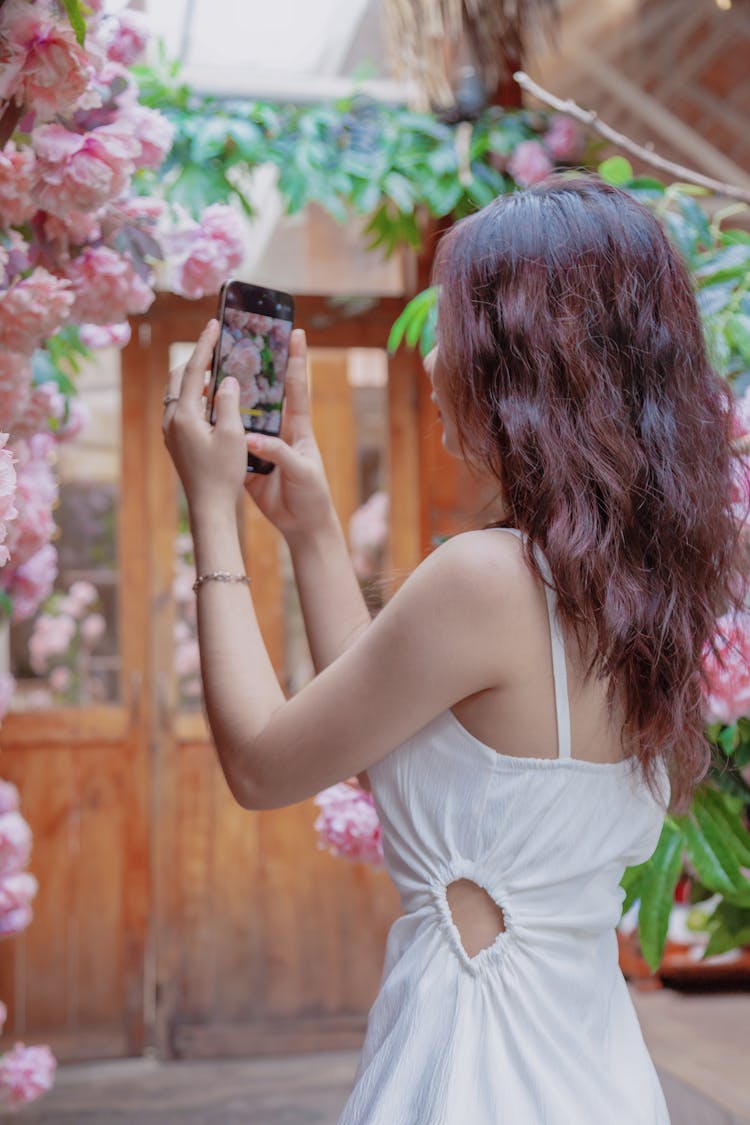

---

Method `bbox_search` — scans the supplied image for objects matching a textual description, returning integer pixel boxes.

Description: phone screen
[209,281,294,472]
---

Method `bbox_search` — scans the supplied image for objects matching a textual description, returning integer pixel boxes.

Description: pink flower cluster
[0,0,94,122]
[349,491,388,580]
[0,435,17,568]
[0,781,36,940]
[168,205,246,300]
[0,1037,56,1111]
[27,581,104,701]
[313,781,384,867]
[506,114,584,187]
[703,610,750,725]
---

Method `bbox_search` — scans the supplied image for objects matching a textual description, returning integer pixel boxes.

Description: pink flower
[0,811,32,878]
[0,870,38,937]
[349,491,388,579]
[0,143,36,226]
[0,0,94,121]
[544,115,583,163]
[312,781,384,866]
[173,205,245,300]
[507,140,553,187]
[49,665,72,694]
[28,613,76,674]
[224,338,262,384]
[3,543,58,623]
[65,245,154,325]
[80,612,105,644]
[4,435,57,569]
[0,781,19,814]
[43,209,103,249]
[0,434,18,567]
[0,268,73,355]
[102,9,149,66]
[128,105,174,171]
[33,123,141,215]
[703,611,750,724]
[79,322,131,350]
[68,580,98,610]
[0,353,33,434]
[56,396,91,443]
[11,381,66,442]
[0,1042,56,1108]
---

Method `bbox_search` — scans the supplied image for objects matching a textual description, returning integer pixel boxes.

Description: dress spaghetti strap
[499,528,572,761]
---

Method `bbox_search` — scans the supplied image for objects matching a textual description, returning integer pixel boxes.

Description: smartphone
[208,280,295,474]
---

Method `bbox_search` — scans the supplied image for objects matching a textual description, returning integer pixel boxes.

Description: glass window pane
[7,348,121,709]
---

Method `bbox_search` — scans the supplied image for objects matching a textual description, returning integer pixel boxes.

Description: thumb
[246,432,309,481]
[213,376,243,432]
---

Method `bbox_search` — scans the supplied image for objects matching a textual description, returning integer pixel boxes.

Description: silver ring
[163,393,179,407]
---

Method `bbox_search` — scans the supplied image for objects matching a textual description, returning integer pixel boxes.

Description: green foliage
[132,52,579,256]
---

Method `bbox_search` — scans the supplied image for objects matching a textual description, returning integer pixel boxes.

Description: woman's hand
[162,319,247,516]
[243,328,335,538]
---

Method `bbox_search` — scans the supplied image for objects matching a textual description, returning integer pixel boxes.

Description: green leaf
[679,804,750,904]
[387,287,438,354]
[727,314,750,365]
[636,819,685,971]
[702,900,750,957]
[695,786,750,866]
[0,590,13,621]
[598,156,634,186]
[61,0,86,44]
[620,861,648,915]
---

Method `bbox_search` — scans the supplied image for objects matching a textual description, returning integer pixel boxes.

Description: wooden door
[0,345,151,1062]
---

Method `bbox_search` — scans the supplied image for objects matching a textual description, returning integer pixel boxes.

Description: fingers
[245,432,309,481]
[212,375,245,436]
[162,363,185,435]
[280,329,312,440]
[181,319,220,415]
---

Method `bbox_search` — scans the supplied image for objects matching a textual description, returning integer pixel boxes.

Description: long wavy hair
[433,174,747,814]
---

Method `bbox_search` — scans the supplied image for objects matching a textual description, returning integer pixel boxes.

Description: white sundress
[337,528,672,1125]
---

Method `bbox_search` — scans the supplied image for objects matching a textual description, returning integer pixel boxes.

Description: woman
[163,175,743,1124]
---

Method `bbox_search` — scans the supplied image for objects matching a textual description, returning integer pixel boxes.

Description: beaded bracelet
[192,571,250,593]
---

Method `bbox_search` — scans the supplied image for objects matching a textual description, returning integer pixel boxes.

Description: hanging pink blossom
[65,245,154,325]
[0,870,38,937]
[56,396,91,444]
[101,9,149,66]
[11,381,66,442]
[0,353,33,434]
[544,115,583,163]
[43,208,103,250]
[172,205,245,299]
[49,665,72,694]
[4,435,57,570]
[0,0,94,121]
[127,104,175,171]
[68,580,98,611]
[703,611,750,724]
[2,543,58,623]
[507,140,553,187]
[313,781,384,867]
[33,122,141,215]
[79,322,131,350]
[0,268,74,355]
[349,491,388,580]
[0,781,19,815]
[0,143,36,227]
[0,1042,56,1109]
[0,811,32,878]
[28,613,77,675]
[80,612,105,644]
[0,434,18,568]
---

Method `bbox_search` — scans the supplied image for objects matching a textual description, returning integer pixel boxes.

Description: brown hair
[433,174,747,814]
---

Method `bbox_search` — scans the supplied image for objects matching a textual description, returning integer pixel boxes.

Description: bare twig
[513,71,750,205]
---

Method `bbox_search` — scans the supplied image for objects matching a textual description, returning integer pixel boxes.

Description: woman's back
[337,529,671,1124]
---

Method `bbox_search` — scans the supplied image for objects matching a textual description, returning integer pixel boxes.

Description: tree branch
[0,102,22,150]
[513,71,750,206]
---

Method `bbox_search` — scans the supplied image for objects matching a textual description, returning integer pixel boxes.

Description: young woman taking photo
[163,175,744,1124]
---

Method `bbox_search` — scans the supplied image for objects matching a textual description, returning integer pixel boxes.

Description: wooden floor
[15,988,750,1124]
